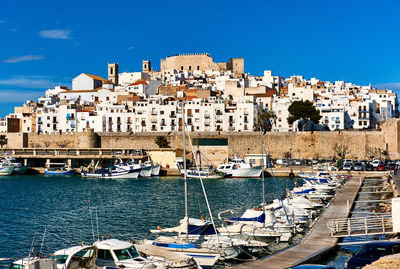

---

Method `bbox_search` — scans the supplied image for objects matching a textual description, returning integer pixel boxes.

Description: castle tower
[142,60,151,73]
[108,63,119,85]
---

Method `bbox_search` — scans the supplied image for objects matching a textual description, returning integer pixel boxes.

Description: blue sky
[1,0,400,117]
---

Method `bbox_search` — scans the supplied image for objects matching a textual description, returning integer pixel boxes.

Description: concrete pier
[235,176,363,269]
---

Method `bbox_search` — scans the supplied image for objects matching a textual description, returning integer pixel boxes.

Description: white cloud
[0,90,43,103]
[39,29,72,39]
[0,76,55,88]
[373,83,400,91]
[127,46,135,50]
[2,55,45,63]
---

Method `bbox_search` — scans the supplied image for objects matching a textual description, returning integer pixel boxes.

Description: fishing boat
[176,158,225,179]
[216,154,263,178]
[82,159,140,179]
[2,154,28,174]
[81,166,140,179]
[9,257,57,269]
[44,163,75,176]
[0,162,15,176]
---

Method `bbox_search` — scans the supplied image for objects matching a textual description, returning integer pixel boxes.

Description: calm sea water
[0,175,295,261]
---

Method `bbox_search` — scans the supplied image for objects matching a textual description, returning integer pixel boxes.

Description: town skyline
[1,0,400,116]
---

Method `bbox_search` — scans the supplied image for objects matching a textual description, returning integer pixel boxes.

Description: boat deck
[235,176,363,269]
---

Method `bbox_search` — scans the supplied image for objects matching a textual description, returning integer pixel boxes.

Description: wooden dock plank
[235,176,363,269]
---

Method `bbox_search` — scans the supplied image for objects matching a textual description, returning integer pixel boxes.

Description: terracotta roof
[128,80,149,86]
[82,73,108,82]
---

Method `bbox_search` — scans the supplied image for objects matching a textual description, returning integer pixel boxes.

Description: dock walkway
[235,176,363,269]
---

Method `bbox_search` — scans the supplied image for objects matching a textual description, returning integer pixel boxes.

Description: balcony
[204,114,210,118]
[205,122,210,126]
[216,119,223,123]
[170,114,176,118]
[151,111,157,115]
[187,113,193,118]
[66,116,75,120]
[216,111,223,115]
[228,126,235,130]
[151,118,157,123]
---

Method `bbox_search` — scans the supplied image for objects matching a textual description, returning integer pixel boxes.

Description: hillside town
[1,53,398,134]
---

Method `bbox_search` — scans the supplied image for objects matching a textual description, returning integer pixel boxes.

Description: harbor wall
[98,119,400,161]
[2,119,400,162]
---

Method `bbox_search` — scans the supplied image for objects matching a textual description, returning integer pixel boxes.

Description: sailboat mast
[182,102,189,241]
[261,127,266,228]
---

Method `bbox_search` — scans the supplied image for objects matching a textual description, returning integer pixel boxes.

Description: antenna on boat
[96,209,100,241]
[182,102,189,242]
[260,128,266,228]
[39,228,46,256]
[88,198,96,242]
[27,233,36,260]
[264,146,291,225]
[187,129,219,236]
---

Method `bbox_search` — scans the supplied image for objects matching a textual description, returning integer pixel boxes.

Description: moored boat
[45,163,75,176]
[216,154,262,178]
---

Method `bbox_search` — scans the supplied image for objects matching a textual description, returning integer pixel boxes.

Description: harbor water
[0,174,295,263]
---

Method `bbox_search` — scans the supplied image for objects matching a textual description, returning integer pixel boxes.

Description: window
[189,66,192,71]
[197,66,200,70]
[97,249,113,260]
[181,66,184,71]
[110,68,113,75]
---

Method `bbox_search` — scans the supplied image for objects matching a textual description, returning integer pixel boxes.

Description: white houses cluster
[1,53,397,134]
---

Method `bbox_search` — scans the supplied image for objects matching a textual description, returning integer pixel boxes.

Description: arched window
[189,66,192,70]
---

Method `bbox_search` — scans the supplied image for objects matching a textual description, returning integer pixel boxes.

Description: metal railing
[327,214,393,237]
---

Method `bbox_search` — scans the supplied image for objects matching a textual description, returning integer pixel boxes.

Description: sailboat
[218,129,295,244]
[137,102,241,267]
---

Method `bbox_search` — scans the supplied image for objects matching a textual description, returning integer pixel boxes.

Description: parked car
[344,159,353,165]
[293,159,302,166]
[372,159,383,168]
[345,242,400,269]
[365,163,374,171]
[276,158,288,167]
[343,163,353,171]
[376,164,385,171]
[353,162,364,171]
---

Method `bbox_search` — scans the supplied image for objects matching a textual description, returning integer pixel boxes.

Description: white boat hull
[151,164,161,176]
[81,169,139,179]
[140,166,152,177]
[224,166,263,178]
[0,166,15,175]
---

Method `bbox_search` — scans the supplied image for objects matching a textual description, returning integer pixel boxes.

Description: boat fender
[108,172,112,177]
[289,169,295,178]
[254,208,263,211]
[102,173,105,177]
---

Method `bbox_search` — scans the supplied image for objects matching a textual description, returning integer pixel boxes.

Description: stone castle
[143,53,244,74]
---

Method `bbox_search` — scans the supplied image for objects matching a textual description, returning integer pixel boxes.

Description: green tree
[0,135,7,148]
[287,100,322,131]
[259,110,277,131]
[155,136,170,148]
